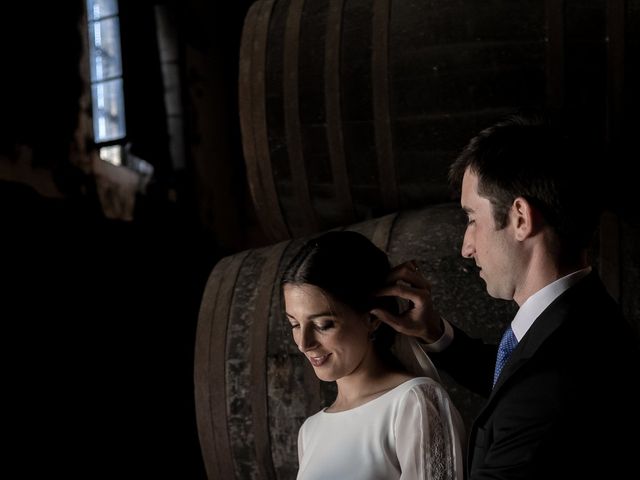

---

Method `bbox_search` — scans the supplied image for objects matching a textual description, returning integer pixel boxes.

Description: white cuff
[419,319,454,353]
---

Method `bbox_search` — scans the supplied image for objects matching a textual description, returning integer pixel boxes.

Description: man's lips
[308,353,331,367]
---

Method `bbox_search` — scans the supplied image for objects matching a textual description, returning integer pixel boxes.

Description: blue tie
[493,326,518,387]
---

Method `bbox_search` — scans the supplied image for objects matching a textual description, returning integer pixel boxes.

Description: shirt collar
[511,267,592,341]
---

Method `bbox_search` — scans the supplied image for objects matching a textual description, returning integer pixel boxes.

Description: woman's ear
[368,312,382,331]
[366,313,382,342]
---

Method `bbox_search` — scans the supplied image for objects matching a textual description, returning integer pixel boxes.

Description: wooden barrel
[194,203,517,479]
[239,0,639,242]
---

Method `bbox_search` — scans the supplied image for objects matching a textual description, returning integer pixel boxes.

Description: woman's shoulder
[394,375,442,392]
[392,376,456,410]
[361,372,426,405]
[377,375,445,405]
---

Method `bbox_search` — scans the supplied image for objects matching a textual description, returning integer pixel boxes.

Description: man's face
[460,169,519,301]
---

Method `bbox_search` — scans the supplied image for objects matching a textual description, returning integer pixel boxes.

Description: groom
[374,112,640,479]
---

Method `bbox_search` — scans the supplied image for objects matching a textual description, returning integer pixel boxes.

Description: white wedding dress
[296,338,466,480]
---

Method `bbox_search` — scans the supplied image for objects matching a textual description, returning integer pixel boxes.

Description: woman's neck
[329,355,412,412]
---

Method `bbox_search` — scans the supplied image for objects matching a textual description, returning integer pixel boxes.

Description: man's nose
[461,230,474,258]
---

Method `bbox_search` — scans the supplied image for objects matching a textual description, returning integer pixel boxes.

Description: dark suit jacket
[433,271,640,480]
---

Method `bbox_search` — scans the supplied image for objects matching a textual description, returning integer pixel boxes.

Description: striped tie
[493,326,518,387]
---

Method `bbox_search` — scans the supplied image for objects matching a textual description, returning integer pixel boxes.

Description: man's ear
[511,196,536,241]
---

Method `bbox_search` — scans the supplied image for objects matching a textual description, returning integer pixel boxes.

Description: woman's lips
[308,353,331,367]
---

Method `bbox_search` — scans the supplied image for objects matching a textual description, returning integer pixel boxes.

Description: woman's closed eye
[315,321,335,331]
[287,321,334,331]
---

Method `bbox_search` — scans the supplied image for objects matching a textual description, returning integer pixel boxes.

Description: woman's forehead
[284,283,327,303]
[284,284,347,313]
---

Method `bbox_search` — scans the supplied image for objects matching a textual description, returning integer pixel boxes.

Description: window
[86,0,126,165]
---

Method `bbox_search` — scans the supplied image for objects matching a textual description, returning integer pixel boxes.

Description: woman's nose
[298,326,318,352]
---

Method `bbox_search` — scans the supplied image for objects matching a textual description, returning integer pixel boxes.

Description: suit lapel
[473,272,601,420]
[467,272,606,472]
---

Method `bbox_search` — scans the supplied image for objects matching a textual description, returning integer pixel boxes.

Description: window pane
[99,145,123,166]
[92,79,126,142]
[87,0,118,21]
[88,17,122,81]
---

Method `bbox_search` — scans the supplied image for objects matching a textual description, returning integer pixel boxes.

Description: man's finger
[372,308,424,338]
[376,284,425,306]
[371,308,406,331]
[386,262,430,289]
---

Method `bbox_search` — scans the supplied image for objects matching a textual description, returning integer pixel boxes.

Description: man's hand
[371,260,444,344]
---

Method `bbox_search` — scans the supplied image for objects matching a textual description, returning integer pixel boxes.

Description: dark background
[2,1,258,477]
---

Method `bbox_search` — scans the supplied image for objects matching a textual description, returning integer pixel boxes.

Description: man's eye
[289,324,299,330]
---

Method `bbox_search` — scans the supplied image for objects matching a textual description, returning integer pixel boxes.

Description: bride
[282,230,465,480]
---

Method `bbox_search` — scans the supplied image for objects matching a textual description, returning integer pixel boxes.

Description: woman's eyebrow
[285,311,335,320]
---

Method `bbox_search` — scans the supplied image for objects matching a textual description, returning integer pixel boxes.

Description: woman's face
[284,283,375,382]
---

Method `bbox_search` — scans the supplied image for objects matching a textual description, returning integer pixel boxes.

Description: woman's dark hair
[282,230,400,365]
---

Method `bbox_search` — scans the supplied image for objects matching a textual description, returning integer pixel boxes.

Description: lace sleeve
[395,380,466,480]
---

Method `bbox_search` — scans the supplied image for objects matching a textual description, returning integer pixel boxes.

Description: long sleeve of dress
[395,381,465,480]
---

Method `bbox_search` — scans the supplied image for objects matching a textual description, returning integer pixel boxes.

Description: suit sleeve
[430,324,498,398]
